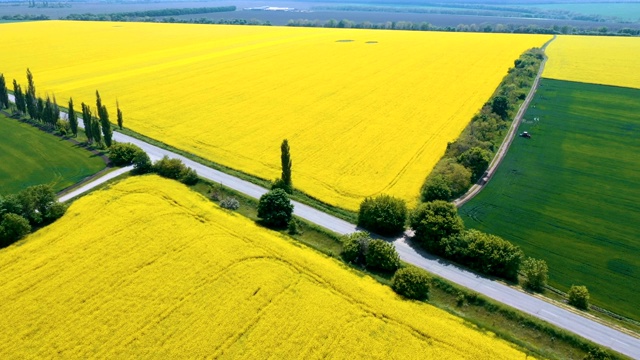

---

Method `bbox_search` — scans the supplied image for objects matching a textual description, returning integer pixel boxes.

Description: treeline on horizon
[63,5,236,21]
[287,18,640,36]
[311,4,634,24]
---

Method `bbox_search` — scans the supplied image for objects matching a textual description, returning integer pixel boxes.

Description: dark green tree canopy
[257,189,294,229]
[391,267,431,300]
[357,194,407,236]
[365,239,400,272]
[409,200,464,253]
[457,147,491,183]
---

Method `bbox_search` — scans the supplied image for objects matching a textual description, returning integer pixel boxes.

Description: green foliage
[116,102,123,130]
[99,104,113,147]
[271,177,292,194]
[457,147,491,182]
[522,257,548,292]
[152,156,198,184]
[257,189,294,229]
[409,200,463,253]
[180,167,199,185]
[441,229,524,281]
[68,98,78,137]
[12,80,26,114]
[91,117,102,147]
[277,139,293,194]
[365,239,400,272]
[81,102,93,143]
[391,267,431,300]
[220,197,240,211]
[287,218,302,235]
[421,175,452,202]
[568,285,590,310]
[584,346,611,360]
[0,213,31,247]
[357,194,407,236]
[132,150,152,174]
[421,48,543,203]
[491,95,510,120]
[0,73,9,109]
[108,142,143,166]
[340,231,370,265]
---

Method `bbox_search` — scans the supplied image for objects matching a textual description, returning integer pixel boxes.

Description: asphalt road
[8,95,640,358]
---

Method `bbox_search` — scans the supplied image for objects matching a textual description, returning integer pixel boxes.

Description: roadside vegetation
[421,47,545,203]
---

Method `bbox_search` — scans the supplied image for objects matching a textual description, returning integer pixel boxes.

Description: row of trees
[3,69,124,147]
[421,49,545,202]
[0,185,66,247]
[287,18,640,36]
[63,6,236,21]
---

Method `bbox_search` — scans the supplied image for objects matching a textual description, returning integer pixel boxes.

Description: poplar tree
[68,98,78,137]
[81,102,93,143]
[36,97,45,122]
[116,101,123,130]
[92,117,102,147]
[0,74,9,109]
[99,104,112,147]
[25,91,37,119]
[281,139,293,192]
[12,80,26,113]
[96,90,102,112]
[26,68,35,99]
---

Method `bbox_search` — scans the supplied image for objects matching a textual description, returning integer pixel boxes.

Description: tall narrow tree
[36,97,45,122]
[280,139,293,193]
[68,98,78,137]
[43,96,53,127]
[13,80,26,113]
[26,68,35,99]
[25,91,37,119]
[116,101,123,130]
[92,117,102,147]
[81,102,93,143]
[99,104,112,147]
[52,96,60,125]
[0,74,9,109]
[95,90,102,112]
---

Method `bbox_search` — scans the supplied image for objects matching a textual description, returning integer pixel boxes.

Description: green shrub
[522,257,548,292]
[257,189,294,229]
[409,200,463,254]
[340,231,371,265]
[441,229,523,281]
[391,267,431,300]
[357,194,407,236]
[457,147,491,182]
[271,178,293,194]
[568,285,589,310]
[421,175,452,202]
[132,150,152,174]
[0,213,31,247]
[180,167,199,185]
[108,142,142,166]
[219,197,240,210]
[365,239,400,272]
[153,156,185,180]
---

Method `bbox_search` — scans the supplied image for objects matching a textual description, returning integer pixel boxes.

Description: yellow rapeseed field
[544,35,640,89]
[1,21,550,209]
[0,176,532,358]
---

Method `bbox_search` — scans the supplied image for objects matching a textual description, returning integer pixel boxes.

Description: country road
[8,85,640,358]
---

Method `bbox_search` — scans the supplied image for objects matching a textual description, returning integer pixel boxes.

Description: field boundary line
[454,35,556,208]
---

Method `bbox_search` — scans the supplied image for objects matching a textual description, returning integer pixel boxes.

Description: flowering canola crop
[0,176,531,358]
[544,35,640,89]
[1,21,550,210]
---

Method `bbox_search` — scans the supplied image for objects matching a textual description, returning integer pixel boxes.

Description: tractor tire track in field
[7,48,640,357]
[454,35,556,208]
